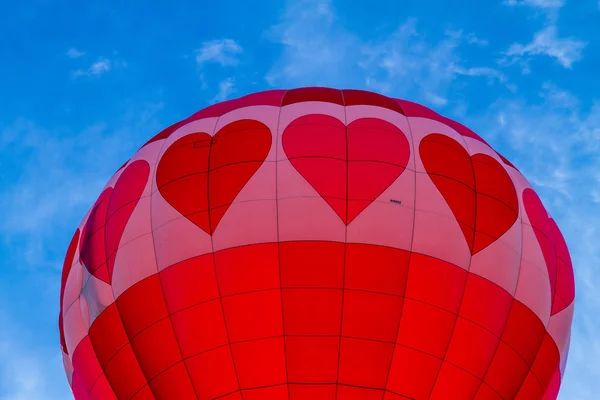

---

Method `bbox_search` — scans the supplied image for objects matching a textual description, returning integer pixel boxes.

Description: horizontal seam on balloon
[284,121,409,135]
[63,241,512,320]
[69,242,552,382]
[64,243,471,316]
[157,159,410,190]
[166,126,273,149]
[76,256,555,368]
[84,293,543,375]
[151,165,443,197]
[528,225,560,252]
[281,121,349,129]
[424,172,476,191]
[157,160,268,186]
[474,192,520,214]
[124,358,183,400]
[87,334,505,398]
[285,154,409,162]
[84,194,490,270]
[420,134,474,150]
[472,155,513,170]
[146,197,417,233]
[153,193,415,211]
[79,193,154,238]
[346,125,409,135]
[210,385,416,400]
[146,195,414,228]
[553,293,568,306]
[233,382,402,395]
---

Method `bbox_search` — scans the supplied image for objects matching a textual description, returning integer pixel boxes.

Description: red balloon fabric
[59,87,575,400]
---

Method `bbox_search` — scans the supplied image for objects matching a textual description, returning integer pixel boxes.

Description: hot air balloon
[59,87,575,400]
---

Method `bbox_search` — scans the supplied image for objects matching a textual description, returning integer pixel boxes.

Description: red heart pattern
[523,188,575,315]
[62,89,574,400]
[156,119,272,235]
[79,160,149,284]
[282,114,410,225]
[420,134,518,255]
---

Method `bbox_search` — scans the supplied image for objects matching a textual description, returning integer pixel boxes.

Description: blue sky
[0,0,599,398]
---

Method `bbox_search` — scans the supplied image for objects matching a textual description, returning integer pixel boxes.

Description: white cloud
[424,92,449,107]
[66,48,84,59]
[465,84,600,399]
[195,39,243,67]
[211,77,236,103]
[0,101,164,399]
[264,0,358,87]
[504,0,565,8]
[445,30,489,46]
[265,0,510,108]
[504,25,586,69]
[0,103,164,269]
[451,66,508,84]
[360,20,514,100]
[72,57,112,78]
[0,313,71,400]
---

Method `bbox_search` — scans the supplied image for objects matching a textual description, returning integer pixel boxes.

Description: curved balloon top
[59,87,574,400]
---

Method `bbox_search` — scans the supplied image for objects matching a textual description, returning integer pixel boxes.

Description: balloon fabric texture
[59,87,575,400]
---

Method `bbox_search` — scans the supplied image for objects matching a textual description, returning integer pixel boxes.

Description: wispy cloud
[0,103,163,269]
[195,39,243,67]
[504,25,586,70]
[66,48,84,59]
[445,30,489,46]
[504,0,565,8]
[450,66,508,84]
[266,0,509,108]
[211,77,236,103]
[264,0,357,87]
[466,84,600,399]
[72,57,112,78]
[0,312,71,400]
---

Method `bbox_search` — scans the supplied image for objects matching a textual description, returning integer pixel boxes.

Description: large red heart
[79,160,150,284]
[282,114,410,225]
[156,119,271,235]
[523,188,575,315]
[420,134,518,255]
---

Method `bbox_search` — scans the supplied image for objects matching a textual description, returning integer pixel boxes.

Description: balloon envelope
[59,87,575,400]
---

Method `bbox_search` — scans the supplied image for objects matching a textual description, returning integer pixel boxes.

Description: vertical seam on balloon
[64,227,88,368]
[426,131,478,398]
[523,189,559,324]
[333,88,348,398]
[471,166,527,399]
[549,215,559,318]
[105,203,159,399]
[94,165,157,400]
[76,206,100,330]
[149,131,202,400]
[275,89,292,400]
[150,130,198,398]
[205,115,244,399]
[381,102,418,399]
[59,230,80,357]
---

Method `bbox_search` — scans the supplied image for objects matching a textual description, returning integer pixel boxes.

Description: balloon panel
[59,87,574,400]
